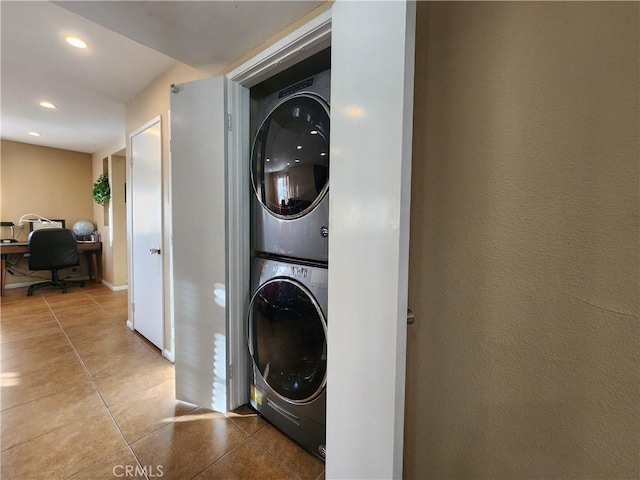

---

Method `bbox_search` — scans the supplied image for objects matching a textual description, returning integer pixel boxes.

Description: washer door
[248,278,327,404]
[251,93,330,219]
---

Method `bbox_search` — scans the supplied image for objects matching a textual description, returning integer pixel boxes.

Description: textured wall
[405,2,639,479]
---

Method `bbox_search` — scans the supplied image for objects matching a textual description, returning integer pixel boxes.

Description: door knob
[150,248,161,255]
[407,308,415,325]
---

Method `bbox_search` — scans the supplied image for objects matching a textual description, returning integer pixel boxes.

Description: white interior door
[129,117,164,350]
[327,1,416,478]
[170,77,229,411]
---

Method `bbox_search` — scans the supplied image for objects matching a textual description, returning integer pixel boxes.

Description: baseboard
[126,319,134,331]
[4,280,41,290]
[163,349,175,363]
[101,279,128,291]
[5,276,90,290]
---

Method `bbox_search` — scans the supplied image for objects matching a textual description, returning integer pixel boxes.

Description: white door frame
[327,3,415,477]
[126,115,164,351]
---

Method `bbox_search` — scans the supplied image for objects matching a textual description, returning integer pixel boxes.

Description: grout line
[186,436,251,480]
[42,293,151,480]
[248,433,304,480]
[84,288,162,358]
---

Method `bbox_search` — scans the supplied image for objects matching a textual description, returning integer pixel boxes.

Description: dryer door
[248,278,327,404]
[251,93,330,219]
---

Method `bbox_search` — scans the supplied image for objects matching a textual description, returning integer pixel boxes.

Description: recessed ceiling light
[39,101,57,109]
[65,36,87,49]
[310,130,318,135]
[287,162,291,166]
[28,131,41,137]
[266,158,270,162]
[320,152,326,156]
[294,159,300,163]
[296,145,303,150]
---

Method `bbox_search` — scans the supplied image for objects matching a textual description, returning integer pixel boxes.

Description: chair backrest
[28,228,79,271]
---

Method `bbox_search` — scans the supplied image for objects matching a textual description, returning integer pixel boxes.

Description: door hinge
[132,302,135,313]
[226,113,232,131]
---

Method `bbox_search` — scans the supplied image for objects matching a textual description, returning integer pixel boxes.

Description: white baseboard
[162,349,175,363]
[5,276,90,290]
[4,280,41,290]
[101,279,128,291]
[126,320,134,331]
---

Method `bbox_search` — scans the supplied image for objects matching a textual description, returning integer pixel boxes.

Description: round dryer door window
[252,93,330,219]
[248,278,327,404]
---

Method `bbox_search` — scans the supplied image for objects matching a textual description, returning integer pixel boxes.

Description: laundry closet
[170,42,332,460]
[246,48,331,460]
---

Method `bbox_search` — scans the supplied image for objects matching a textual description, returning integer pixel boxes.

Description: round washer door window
[248,278,327,404]
[251,93,330,219]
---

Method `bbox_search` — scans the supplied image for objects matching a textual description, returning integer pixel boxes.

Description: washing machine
[248,256,328,460]
[251,70,330,263]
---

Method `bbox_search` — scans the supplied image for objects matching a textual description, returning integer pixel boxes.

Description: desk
[0,242,102,296]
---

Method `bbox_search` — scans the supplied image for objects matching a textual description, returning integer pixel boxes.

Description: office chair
[27,228,85,296]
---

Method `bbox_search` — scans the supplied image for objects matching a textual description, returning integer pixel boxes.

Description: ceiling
[0,1,325,154]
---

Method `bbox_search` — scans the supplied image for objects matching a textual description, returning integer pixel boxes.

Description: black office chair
[27,228,86,296]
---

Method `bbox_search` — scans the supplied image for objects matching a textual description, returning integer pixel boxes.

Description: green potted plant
[92,173,111,205]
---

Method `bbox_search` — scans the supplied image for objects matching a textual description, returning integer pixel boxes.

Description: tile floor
[1,283,325,480]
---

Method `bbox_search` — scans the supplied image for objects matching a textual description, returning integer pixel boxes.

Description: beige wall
[404,2,639,479]
[91,140,127,289]
[110,154,127,287]
[0,140,94,285]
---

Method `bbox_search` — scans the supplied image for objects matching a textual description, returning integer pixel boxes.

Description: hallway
[1,284,324,480]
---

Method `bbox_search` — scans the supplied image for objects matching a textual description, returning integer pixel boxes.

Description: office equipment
[0,241,102,296]
[15,213,63,234]
[26,228,85,296]
[29,219,65,232]
[1,222,16,243]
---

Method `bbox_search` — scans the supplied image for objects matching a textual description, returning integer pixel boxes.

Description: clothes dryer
[248,256,327,461]
[251,70,330,263]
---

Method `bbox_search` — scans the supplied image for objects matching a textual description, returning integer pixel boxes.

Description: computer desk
[0,241,102,296]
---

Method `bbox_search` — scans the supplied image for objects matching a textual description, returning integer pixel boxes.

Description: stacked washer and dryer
[248,70,330,461]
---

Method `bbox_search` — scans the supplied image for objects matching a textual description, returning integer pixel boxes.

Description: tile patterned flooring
[0,284,325,480]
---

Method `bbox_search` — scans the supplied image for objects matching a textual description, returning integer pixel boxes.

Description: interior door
[170,76,229,411]
[327,1,416,478]
[129,117,164,350]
